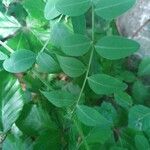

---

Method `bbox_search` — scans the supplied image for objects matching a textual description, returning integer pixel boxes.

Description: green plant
[0,0,150,149]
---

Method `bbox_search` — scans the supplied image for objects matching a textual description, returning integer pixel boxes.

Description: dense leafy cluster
[0,0,150,149]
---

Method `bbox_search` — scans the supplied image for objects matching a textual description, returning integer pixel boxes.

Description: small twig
[132,19,150,38]
[0,40,14,53]
[58,14,64,22]
[40,37,50,53]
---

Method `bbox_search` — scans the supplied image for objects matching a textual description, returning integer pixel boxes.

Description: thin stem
[0,40,14,53]
[71,5,95,115]
[58,14,63,22]
[40,37,50,53]
[73,118,90,150]
[132,19,150,38]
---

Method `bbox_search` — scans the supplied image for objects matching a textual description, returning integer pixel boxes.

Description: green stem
[71,5,95,114]
[0,40,14,53]
[40,38,50,53]
[73,118,90,150]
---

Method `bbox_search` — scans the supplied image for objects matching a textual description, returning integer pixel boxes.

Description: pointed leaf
[3,50,36,73]
[41,90,76,107]
[88,74,127,95]
[57,56,86,77]
[56,0,91,16]
[95,36,140,60]
[61,34,91,56]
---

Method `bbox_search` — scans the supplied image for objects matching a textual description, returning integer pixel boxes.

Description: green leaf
[36,52,60,73]
[41,90,76,107]
[3,50,36,73]
[98,102,117,126]
[128,105,150,131]
[16,104,56,136]
[50,22,72,48]
[71,15,86,34]
[61,34,91,56]
[3,134,33,150]
[76,105,110,126]
[88,74,127,95]
[0,73,24,132]
[138,57,150,76]
[23,0,45,21]
[56,0,91,16]
[93,0,136,20]
[0,12,21,39]
[86,126,112,144]
[2,0,14,7]
[57,56,86,77]
[135,134,150,150]
[44,0,60,20]
[33,130,61,150]
[95,36,140,60]
[0,51,8,60]
[132,80,150,104]
[114,92,133,109]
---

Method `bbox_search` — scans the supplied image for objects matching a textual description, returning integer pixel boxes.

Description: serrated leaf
[135,134,150,150]
[128,105,150,131]
[76,105,110,126]
[44,0,60,20]
[61,34,91,56]
[114,92,133,109]
[93,0,136,20]
[0,12,21,38]
[138,57,150,76]
[56,0,91,16]
[41,90,76,107]
[88,74,127,95]
[0,72,24,132]
[3,50,36,73]
[36,52,60,73]
[57,56,86,77]
[0,51,8,60]
[95,36,140,60]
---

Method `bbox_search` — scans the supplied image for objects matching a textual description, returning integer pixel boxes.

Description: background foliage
[0,0,150,149]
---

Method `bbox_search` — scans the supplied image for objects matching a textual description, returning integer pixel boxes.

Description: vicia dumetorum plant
[0,0,150,149]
